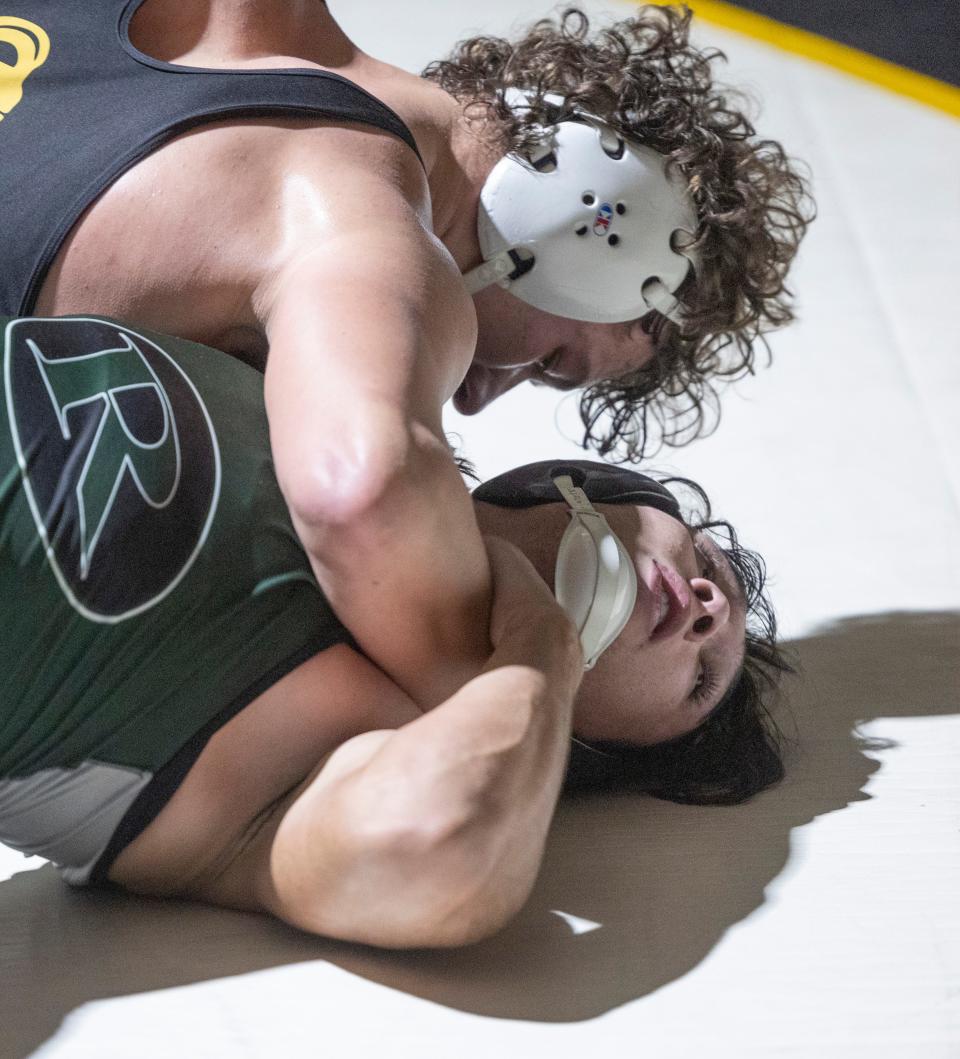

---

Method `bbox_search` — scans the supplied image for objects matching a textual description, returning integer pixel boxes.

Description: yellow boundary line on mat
[645,0,960,117]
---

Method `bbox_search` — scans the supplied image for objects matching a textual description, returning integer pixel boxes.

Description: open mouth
[653,583,670,631]
[649,560,691,641]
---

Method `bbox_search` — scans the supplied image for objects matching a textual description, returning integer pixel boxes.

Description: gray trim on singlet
[0,760,153,884]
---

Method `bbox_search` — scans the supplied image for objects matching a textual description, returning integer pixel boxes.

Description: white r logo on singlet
[4,317,221,622]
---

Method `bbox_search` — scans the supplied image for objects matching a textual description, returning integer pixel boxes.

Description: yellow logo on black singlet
[0,16,49,120]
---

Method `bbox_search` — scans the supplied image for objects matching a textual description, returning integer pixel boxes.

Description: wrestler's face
[453,286,656,414]
[569,504,748,747]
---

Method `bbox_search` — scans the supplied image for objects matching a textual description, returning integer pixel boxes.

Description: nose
[684,578,730,642]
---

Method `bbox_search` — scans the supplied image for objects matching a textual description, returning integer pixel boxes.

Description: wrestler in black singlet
[0,1,423,317]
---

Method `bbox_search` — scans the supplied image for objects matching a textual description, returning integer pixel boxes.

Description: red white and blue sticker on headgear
[592,202,613,235]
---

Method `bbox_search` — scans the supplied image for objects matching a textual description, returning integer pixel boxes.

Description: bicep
[188,727,460,947]
[194,664,572,947]
[261,213,475,499]
[180,728,397,924]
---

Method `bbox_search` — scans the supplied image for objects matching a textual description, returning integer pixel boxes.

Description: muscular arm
[260,181,489,709]
[188,541,584,948]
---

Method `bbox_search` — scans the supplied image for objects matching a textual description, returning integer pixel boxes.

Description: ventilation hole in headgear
[581,192,596,206]
[600,134,625,161]
[574,224,588,237]
[531,150,557,173]
[615,202,626,215]
[607,234,620,247]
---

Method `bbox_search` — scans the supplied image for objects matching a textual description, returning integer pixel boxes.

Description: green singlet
[0,316,351,883]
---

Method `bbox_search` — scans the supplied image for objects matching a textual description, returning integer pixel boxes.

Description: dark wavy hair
[563,475,793,805]
[424,5,814,458]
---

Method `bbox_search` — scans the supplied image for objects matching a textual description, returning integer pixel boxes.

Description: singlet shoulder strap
[116,1,424,165]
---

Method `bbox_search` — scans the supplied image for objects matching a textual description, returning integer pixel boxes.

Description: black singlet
[0,1,423,317]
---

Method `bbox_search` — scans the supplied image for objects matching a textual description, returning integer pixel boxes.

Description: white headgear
[463,105,698,324]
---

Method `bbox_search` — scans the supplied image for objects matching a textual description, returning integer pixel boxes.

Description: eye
[695,542,716,580]
[536,350,579,390]
[537,350,562,376]
[691,660,719,705]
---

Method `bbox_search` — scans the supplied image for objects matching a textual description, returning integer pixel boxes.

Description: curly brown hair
[423,5,815,458]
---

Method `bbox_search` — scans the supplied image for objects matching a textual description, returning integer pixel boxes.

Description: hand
[483,536,579,657]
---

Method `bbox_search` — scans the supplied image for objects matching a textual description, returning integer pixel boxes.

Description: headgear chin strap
[463,100,698,324]
[473,460,683,669]
[552,474,637,670]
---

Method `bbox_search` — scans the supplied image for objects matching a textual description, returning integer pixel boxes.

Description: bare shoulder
[36,75,456,357]
[255,114,478,410]
[107,643,421,901]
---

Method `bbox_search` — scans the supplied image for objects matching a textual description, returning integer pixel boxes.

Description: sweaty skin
[38,1,497,709]
[35,2,660,711]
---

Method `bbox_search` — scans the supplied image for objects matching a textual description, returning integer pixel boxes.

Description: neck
[431,108,506,273]
[132,0,355,67]
[472,501,568,591]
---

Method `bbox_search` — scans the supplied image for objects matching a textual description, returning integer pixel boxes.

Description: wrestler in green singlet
[0,315,350,882]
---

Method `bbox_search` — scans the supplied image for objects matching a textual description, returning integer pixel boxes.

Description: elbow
[277,415,413,536]
[301,811,532,950]
[389,907,517,950]
[419,882,532,949]
[356,813,535,949]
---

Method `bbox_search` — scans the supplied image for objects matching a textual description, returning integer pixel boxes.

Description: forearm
[384,613,582,828]
[269,609,582,947]
[288,419,493,708]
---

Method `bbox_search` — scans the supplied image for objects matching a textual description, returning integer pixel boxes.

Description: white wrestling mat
[2,3,958,1056]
